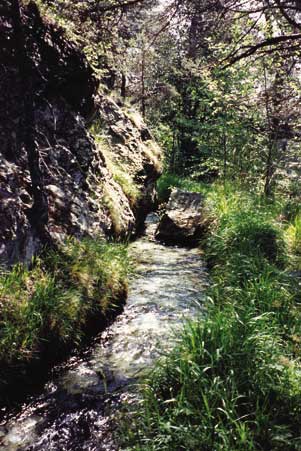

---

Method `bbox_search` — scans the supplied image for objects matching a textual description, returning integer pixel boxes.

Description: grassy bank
[121,178,301,450]
[0,238,129,396]
[156,173,209,203]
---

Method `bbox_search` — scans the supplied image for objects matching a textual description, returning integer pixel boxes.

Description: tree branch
[97,0,146,13]
[225,33,301,65]
[274,0,301,31]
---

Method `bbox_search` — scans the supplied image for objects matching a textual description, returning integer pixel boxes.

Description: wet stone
[155,189,208,245]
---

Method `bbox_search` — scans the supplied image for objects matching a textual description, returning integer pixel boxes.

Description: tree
[37,0,301,195]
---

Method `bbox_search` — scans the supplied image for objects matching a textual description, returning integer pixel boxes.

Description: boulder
[0,3,162,266]
[155,189,206,245]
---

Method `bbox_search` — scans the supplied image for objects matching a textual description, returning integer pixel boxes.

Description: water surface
[0,214,207,450]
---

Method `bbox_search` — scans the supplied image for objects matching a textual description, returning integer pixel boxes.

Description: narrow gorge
[2,0,301,449]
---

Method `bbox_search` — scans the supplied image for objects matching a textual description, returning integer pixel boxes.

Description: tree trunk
[141,50,146,118]
[264,139,275,197]
[222,127,227,182]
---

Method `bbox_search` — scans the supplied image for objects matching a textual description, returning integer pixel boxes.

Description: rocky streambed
[0,214,208,450]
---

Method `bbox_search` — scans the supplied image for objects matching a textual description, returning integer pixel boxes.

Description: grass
[156,173,211,203]
[0,238,129,375]
[285,213,301,255]
[94,133,141,209]
[139,143,163,176]
[88,132,140,235]
[120,180,301,451]
[112,167,140,207]
[103,185,126,236]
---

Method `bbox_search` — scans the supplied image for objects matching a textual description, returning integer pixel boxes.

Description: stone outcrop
[0,2,162,266]
[97,99,162,231]
[155,189,206,245]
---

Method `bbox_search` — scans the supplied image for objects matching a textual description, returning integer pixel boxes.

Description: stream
[0,213,208,451]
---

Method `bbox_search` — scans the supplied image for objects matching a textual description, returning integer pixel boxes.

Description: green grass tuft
[120,180,301,451]
[285,213,301,256]
[156,173,208,203]
[0,238,129,369]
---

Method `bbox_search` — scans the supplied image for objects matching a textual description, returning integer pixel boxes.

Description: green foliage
[120,183,301,451]
[147,40,269,184]
[156,173,208,203]
[285,213,301,256]
[112,167,140,207]
[0,238,129,366]
[283,200,301,222]
[152,123,174,165]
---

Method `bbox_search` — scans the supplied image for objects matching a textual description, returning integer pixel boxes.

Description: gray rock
[155,189,206,245]
[0,4,162,266]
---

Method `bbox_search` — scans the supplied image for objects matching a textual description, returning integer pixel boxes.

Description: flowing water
[0,214,208,451]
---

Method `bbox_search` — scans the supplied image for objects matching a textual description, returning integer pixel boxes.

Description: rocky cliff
[0,1,162,266]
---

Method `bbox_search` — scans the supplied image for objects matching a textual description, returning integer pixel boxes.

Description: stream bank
[0,213,207,450]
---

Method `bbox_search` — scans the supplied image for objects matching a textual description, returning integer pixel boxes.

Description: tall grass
[285,213,301,256]
[0,238,129,370]
[120,182,301,450]
[156,173,209,203]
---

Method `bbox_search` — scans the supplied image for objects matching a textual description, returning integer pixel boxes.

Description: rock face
[0,2,162,266]
[156,189,206,245]
[97,99,162,231]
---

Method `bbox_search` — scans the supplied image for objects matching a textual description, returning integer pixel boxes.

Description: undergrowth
[120,180,301,451]
[156,173,209,203]
[0,238,129,371]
